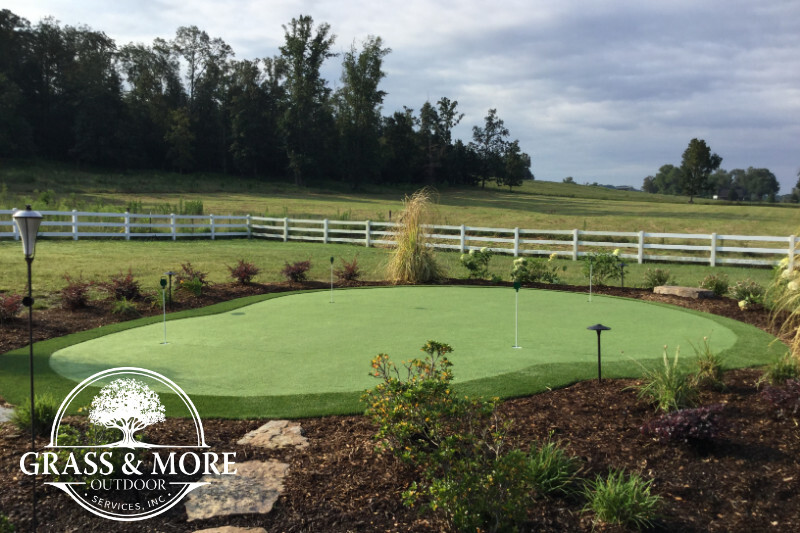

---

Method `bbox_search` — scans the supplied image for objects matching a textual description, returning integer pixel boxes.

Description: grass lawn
[0,287,780,419]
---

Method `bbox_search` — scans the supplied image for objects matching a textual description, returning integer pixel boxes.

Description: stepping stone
[0,405,14,423]
[194,526,267,533]
[184,460,289,521]
[653,286,715,299]
[237,420,308,450]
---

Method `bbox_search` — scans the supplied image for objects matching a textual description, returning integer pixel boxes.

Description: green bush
[699,273,729,297]
[111,297,140,317]
[690,337,725,390]
[729,279,765,305]
[460,247,493,279]
[511,255,564,284]
[582,251,620,286]
[635,347,698,413]
[641,268,675,289]
[11,393,59,437]
[583,469,661,530]
[177,277,204,297]
[0,513,14,533]
[526,432,580,496]
[758,352,800,386]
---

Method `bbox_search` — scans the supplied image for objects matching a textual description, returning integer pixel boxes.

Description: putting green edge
[0,287,783,419]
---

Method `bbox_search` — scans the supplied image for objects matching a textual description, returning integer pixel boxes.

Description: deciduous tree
[680,138,722,203]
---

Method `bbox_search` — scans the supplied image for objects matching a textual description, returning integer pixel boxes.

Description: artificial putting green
[0,286,783,418]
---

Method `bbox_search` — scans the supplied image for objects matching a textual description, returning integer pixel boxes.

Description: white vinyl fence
[1,209,796,268]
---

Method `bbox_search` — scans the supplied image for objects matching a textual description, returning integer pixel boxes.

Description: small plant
[758,352,800,386]
[175,262,209,286]
[11,393,59,437]
[460,247,493,279]
[334,256,362,282]
[690,337,725,390]
[281,260,311,283]
[228,259,260,284]
[699,273,729,297]
[582,251,619,286]
[635,346,698,412]
[111,297,139,317]
[103,268,142,300]
[177,277,204,297]
[526,432,581,496]
[511,255,565,284]
[760,379,800,418]
[642,268,675,289]
[641,404,726,447]
[582,469,661,530]
[729,279,765,306]
[60,273,92,310]
[0,293,23,325]
[0,513,14,533]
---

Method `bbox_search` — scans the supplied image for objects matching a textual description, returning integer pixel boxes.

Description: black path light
[618,261,627,288]
[13,205,43,532]
[160,277,168,344]
[586,323,611,382]
[164,270,176,307]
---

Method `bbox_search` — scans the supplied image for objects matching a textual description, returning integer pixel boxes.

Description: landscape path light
[618,261,627,288]
[164,270,176,307]
[13,204,43,532]
[586,323,611,383]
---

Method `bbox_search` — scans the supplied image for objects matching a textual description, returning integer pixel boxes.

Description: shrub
[729,279,765,305]
[699,273,729,297]
[582,469,661,530]
[460,248,493,279]
[175,262,209,286]
[760,379,800,418]
[281,260,311,283]
[60,273,91,310]
[102,268,142,300]
[228,259,260,284]
[758,352,800,386]
[768,257,800,356]
[582,251,619,286]
[334,256,362,282]
[641,268,674,289]
[641,404,726,446]
[526,432,580,496]
[511,254,565,284]
[0,514,14,533]
[111,297,139,317]
[0,293,23,325]
[387,188,446,283]
[635,347,698,413]
[690,337,724,390]
[11,393,58,437]
[177,277,204,297]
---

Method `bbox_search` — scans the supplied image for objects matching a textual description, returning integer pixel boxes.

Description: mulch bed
[1,280,798,532]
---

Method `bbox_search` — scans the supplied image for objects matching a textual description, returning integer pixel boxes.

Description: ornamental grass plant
[387,188,446,283]
[635,346,698,413]
[582,468,661,530]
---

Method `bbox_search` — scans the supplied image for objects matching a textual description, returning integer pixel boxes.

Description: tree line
[642,138,781,202]
[0,10,532,190]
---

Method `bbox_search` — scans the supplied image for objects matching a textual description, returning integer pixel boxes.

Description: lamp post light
[330,257,334,304]
[163,271,176,307]
[13,205,43,532]
[586,323,611,383]
[618,262,627,288]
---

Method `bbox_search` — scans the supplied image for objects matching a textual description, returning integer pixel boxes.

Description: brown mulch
[1,280,798,532]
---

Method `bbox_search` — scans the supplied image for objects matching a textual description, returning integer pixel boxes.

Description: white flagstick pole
[161,288,167,344]
[513,281,521,348]
[589,261,593,303]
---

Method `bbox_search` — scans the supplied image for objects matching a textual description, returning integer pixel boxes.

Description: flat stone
[654,286,716,299]
[194,526,267,533]
[0,405,14,423]
[237,420,308,450]
[184,460,289,521]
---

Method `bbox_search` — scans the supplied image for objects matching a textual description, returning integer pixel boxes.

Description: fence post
[789,235,796,271]
[323,218,329,244]
[124,211,131,241]
[171,213,177,241]
[572,229,579,260]
[365,220,371,247]
[513,227,520,257]
[246,215,252,239]
[72,209,79,240]
[283,217,289,242]
[210,214,216,240]
[12,207,19,241]
[710,232,717,267]
[637,231,644,264]
[460,224,466,253]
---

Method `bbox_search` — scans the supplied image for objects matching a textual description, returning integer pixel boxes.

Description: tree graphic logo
[88,378,166,448]
[19,367,237,522]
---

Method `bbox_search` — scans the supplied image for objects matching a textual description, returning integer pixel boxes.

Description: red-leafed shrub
[281,260,311,283]
[334,256,361,282]
[103,268,142,300]
[60,273,92,310]
[641,404,726,446]
[228,259,260,285]
[0,293,23,324]
[175,262,209,286]
[760,380,800,418]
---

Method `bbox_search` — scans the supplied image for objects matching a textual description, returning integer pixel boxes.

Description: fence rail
[1,209,795,268]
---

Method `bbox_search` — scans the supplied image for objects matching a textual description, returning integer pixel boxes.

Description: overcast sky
[6,0,800,191]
